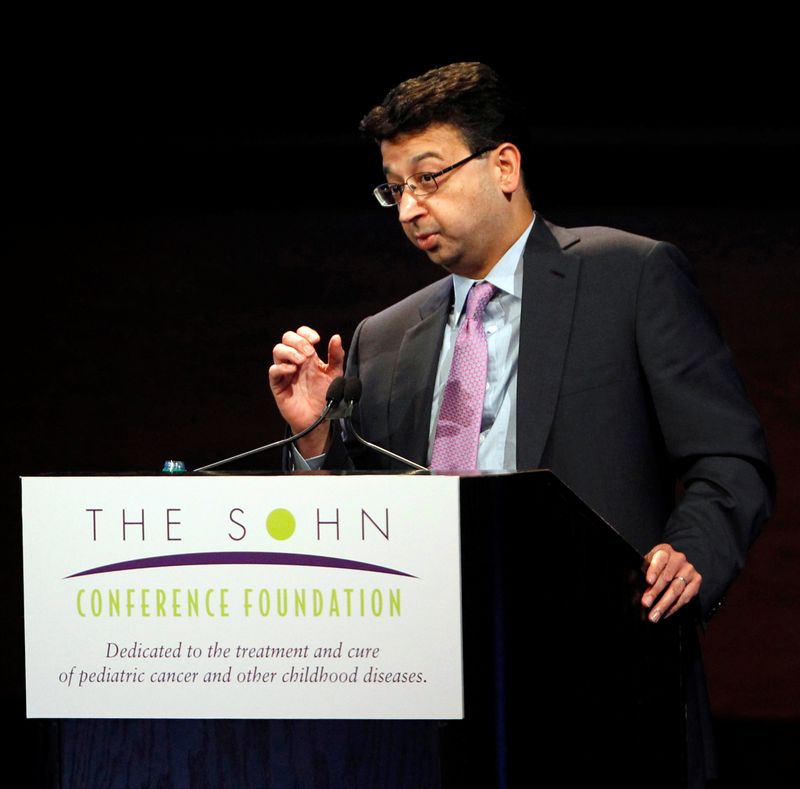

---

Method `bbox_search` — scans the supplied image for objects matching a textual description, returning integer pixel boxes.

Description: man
[269,63,774,784]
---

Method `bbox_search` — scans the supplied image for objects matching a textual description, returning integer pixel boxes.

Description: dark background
[4,36,798,785]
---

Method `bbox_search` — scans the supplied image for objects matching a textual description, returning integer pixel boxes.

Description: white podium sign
[21,474,463,719]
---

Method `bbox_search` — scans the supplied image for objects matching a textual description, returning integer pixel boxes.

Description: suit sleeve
[635,241,775,616]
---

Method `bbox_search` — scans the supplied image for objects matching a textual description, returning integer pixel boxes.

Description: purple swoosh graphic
[65,552,417,580]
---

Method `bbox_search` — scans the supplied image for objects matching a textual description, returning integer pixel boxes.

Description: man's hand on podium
[641,544,702,623]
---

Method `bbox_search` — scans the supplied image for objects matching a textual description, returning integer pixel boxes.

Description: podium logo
[68,504,412,582]
[85,506,392,544]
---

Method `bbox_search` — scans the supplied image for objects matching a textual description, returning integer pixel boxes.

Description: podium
[22,471,692,787]
[450,470,690,787]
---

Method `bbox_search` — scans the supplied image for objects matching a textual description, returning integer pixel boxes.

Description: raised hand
[269,326,345,457]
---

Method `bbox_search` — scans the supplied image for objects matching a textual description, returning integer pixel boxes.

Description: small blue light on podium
[162,460,187,474]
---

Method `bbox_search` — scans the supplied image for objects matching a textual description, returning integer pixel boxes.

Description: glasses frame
[373,145,496,207]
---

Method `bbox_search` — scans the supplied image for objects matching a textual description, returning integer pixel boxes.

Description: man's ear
[494,142,524,195]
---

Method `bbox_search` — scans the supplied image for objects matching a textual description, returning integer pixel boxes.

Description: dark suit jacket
[335,217,774,617]
[327,217,774,785]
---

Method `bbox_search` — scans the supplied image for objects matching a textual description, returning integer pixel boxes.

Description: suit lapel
[517,218,581,469]
[389,278,452,465]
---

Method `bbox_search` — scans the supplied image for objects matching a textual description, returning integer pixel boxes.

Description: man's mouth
[415,232,440,251]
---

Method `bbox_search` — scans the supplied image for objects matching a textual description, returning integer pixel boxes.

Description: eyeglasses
[372,146,495,207]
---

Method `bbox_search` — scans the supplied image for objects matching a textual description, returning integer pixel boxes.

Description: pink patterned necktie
[430,281,496,472]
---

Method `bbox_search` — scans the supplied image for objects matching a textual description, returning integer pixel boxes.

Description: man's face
[380,124,512,280]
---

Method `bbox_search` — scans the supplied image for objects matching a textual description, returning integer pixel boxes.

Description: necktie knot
[465,281,496,322]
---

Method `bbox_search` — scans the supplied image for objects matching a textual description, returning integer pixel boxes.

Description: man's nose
[397,188,426,223]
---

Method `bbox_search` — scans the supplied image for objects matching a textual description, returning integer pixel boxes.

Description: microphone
[194,376,346,472]
[341,377,428,472]
[343,377,362,418]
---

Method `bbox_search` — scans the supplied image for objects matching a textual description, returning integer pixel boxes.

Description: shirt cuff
[289,444,325,471]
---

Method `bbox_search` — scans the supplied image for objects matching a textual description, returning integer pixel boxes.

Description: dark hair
[359,62,530,181]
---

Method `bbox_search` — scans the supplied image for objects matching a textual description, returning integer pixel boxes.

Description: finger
[268,362,298,384]
[642,549,676,607]
[648,579,683,622]
[662,574,702,619]
[650,577,693,622]
[642,577,669,611]
[281,330,319,358]
[272,343,307,366]
[296,326,321,344]
[644,546,670,585]
[327,334,345,375]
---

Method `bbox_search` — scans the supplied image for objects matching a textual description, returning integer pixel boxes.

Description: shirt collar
[451,214,534,317]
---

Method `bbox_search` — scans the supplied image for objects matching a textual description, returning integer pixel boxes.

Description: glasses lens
[374,183,404,207]
[408,173,437,195]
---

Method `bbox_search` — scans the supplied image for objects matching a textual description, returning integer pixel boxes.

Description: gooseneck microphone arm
[194,377,346,472]
[342,378,428,472]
